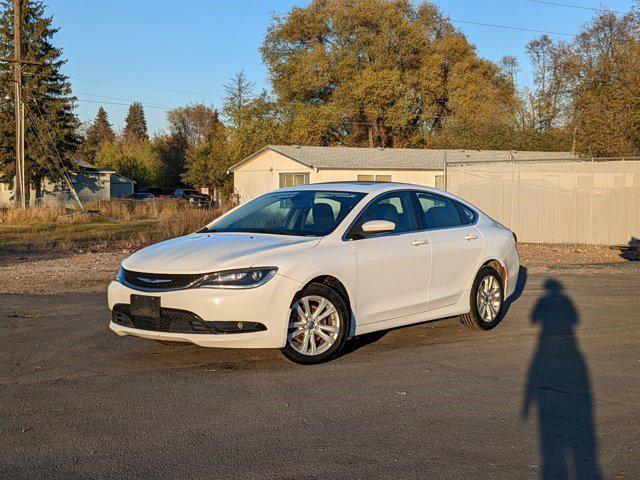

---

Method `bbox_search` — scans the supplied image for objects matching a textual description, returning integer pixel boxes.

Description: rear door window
[415,192,463,229]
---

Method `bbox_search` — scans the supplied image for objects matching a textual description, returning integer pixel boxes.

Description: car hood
[122,232,321,274]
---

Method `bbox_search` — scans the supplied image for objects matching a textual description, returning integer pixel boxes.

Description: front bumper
[107,273,302,349]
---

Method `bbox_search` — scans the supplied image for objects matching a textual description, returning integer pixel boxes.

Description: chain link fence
[445,157,640,245]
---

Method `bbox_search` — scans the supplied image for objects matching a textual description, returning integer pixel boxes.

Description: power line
[73,78,221,97]
[74,91,175,109]
[27,96,84,207]
[450,19,575,36]
[24,108,72,184]
[76,98,177,110]
[524,0,628,14]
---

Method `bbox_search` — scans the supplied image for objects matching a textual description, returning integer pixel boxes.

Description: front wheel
[281,283,349,365]
[460,266,505,330]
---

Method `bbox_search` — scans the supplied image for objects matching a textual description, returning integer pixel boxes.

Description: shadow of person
[522,279,602,479]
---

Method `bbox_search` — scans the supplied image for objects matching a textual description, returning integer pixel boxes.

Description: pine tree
[123,102,148,142]
[0,0,80,197]
[81,106,115,160]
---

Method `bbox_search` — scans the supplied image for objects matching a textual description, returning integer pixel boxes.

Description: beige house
[228,145,576,202]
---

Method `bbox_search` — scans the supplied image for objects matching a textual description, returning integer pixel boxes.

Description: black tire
[281,283,350,365]
[460,266,505,331]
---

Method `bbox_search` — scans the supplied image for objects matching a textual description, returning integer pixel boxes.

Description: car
[173,188,212,208]
[108,182,520,364]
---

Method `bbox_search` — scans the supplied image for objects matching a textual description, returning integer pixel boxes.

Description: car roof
[277,181,442,195]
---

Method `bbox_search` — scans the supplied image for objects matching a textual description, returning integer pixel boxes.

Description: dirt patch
[0,250,127,295]
[517,243,636,274]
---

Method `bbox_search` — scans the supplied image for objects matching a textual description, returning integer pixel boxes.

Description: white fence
[445,158,640,245]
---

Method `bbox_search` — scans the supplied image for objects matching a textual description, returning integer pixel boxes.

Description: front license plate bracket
[130,295,161,319]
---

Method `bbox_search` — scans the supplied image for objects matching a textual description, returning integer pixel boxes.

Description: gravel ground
[0,243,637,295]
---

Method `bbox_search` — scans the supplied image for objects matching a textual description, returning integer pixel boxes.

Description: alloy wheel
[476,275,502,323]
[288,295,340,356]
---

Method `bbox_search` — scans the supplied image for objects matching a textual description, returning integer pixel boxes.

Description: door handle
[464,234,479,241]
[411,239,429,246]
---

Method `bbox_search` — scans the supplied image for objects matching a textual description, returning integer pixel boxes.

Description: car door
[415,192,484,311]
[348,191,431,325]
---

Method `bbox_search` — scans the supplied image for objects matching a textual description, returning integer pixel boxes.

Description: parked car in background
[109,182,520,364]
[128,192,156,201]
[174,188,212,208]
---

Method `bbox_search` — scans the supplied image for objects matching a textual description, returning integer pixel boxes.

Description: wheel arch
[478,258,507,293]
[292,275,352,312]
[291,275,355,335]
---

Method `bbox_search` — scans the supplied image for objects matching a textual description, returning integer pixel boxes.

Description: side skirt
[353,289,471,336]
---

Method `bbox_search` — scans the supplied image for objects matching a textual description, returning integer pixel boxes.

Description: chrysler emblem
[137,277,172,284]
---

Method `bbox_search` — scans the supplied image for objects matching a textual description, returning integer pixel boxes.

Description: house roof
[228,145,578,172]
[71,158,135,183]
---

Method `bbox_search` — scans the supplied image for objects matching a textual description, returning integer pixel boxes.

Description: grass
[0,200,222,253]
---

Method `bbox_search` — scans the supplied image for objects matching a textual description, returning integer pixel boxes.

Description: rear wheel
[460,266,504,330]
[281,283,349,365]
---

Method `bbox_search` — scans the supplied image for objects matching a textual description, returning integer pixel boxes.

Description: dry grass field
[0,201,220,252]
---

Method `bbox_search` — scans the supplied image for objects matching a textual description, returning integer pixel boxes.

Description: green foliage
[181,121,232,195]
[0,0,80,193]
[123,102,148,142]
[94,138,163,187]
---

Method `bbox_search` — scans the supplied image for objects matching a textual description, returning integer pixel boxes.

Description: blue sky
[45,0,635,134]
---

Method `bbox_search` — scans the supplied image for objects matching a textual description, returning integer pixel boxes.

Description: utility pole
[13,0,25,207]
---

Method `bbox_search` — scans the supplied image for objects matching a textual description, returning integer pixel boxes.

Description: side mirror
[361,220,396,234]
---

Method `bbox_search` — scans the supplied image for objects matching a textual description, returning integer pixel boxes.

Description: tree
[181,74,284,199]
[261,0,516,149]
[0,0,79,199]
[181,121,232,197]
[80,106,115,160]
[167,103,221,149]
[222,71,254,130]
[222,72,284,161]
[122,102,148,142]
[563,10,640,156]
[522,8,640,156]
[94,138,163,187]
[155,103,222,187]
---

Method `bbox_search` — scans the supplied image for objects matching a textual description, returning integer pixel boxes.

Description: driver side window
[350,191,418,238]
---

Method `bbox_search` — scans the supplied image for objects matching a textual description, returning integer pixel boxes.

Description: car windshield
[205,190,366,236]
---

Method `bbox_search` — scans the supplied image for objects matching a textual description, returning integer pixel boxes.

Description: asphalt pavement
[1,268,638,479]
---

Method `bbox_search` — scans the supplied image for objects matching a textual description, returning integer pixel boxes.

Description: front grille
[112,304,213,333]
[112,304,268,335]
[123,269,203,290]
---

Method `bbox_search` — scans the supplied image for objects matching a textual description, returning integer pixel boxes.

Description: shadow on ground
[522,279,602,480]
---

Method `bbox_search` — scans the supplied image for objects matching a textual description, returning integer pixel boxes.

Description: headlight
[197,267,277,289]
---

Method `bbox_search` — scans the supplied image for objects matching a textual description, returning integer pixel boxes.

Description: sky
[45,0,636,134]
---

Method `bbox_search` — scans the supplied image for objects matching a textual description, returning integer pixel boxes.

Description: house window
[357,174,391,182]
[279,173,309,188]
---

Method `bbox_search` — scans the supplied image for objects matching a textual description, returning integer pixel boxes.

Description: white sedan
[108,182,520,364]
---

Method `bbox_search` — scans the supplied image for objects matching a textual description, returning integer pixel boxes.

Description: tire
[460,266,505,331]
[281,283,350,365]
